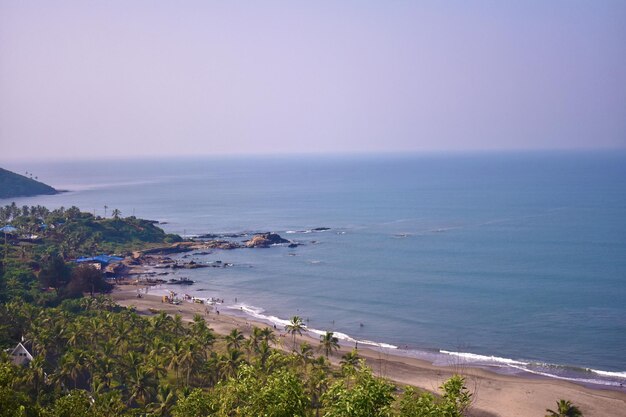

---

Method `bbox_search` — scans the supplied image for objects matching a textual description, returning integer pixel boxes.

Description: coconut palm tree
[219,348,244,379]
[340,349,360,370]
[178,341,202,387]
[545,400,583,417]
[24,355,48,399]
[319,331,340,358]
[148,384,177,417]
[127,367,157,407]
[285,316,306,351]
[111,208,121,219]
[257,341,272,372]
[171,314,186,337]
[298,342,314,367]
[247,326,263,354]
[166,340,185,382]
[260,326,276,343]
[224,329,245,351]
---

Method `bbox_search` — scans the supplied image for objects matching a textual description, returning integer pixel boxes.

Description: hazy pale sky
[1,1,625,160]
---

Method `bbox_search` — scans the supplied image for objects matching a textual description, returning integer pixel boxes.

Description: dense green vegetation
[0,204,181,303]
[1,203,181,259]
[0,297,475,417]
[0,205,584,416]
[0,168,58,198]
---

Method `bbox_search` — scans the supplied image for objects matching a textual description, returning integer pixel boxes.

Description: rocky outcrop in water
[244,233,290,248]
[204,240,242,250]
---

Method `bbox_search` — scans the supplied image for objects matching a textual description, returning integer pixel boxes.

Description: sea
[2,151,625,389]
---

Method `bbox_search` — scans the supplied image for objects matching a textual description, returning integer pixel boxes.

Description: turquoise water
[3,152,626,387]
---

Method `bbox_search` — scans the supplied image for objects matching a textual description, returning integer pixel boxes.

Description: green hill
[0,167,58,198]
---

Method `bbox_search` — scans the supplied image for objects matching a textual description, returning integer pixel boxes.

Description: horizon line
[3,146,626,165]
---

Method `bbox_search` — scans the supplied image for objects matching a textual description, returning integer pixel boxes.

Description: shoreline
[115,251,626,391]
[112,286,626,417]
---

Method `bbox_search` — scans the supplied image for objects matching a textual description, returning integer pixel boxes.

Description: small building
[10,342,33,366]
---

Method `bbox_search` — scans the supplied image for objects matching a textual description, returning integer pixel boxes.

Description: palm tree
[127,367,157,407]
[152,311,173,331]
[256,341,272,372]
[148,384,177,417]
[178,341,202,387]
[56,350,85,389]
[145,350,168,381]
[298,342,314,366]
[25,355,48,399]
[319,331,340,358]
[248,326,263,353]
[219,348,244,379]
[260,327,277,345]
[92,356,116,390]
[307,367,329,417]
[340,349,361,370]
[171,314,186,337]
[285,316,306,351]
[166,341,185,382]
[546,400,583,417]
[111,208,121,219]
[224,329,245,350]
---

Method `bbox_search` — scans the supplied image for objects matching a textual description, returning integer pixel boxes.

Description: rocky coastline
[112,231,312,284]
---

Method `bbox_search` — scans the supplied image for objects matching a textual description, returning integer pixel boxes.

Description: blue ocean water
[3,152,626,387]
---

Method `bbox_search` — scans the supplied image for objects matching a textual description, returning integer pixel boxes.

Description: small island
[0,167,59,199]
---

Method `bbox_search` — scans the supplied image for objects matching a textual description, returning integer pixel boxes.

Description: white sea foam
[440,350,626,387]
[305,328,397,349]
[224,303,397,349]
[588,369,626,379]
[508,364,626,387]
[440,350,528,366]
[225,304,292,328]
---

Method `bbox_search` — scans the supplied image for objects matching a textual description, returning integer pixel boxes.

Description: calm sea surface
[3,152,625,387]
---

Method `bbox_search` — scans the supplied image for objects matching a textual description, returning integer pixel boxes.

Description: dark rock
[313,227,331,231]
[187,263,208,269]
[244,233,290,248]
[197,232,248,239]
[197,233,220,239]
[142,245,192,255]
[204,240,242,250]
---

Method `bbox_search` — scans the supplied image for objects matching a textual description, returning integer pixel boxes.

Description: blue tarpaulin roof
[75,255,124,265]
[0,226,18,233]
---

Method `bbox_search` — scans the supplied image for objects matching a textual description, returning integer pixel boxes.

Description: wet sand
[112,287,626,417]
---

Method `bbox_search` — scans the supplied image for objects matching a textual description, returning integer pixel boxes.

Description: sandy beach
[112,286,626,417]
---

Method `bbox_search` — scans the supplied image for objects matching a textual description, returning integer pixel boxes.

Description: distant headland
[0,167,60,198]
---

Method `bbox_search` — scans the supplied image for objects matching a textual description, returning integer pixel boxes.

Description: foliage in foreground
[0,297,479,417]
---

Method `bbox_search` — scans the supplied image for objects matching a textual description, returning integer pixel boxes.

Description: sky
[1,1,625,160]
